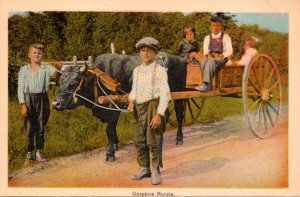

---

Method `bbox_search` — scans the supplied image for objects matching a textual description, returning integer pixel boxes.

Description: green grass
[8,80,288,173]
[8,89,136,173]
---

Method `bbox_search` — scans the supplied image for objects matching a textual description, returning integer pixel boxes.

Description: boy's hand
[150,114,161,129]
[128,100,134,112]
[21,104,27,118]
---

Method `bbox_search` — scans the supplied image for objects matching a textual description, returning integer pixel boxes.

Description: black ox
[53,52,187,161]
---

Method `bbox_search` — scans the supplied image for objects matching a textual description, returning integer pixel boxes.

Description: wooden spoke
[269,80,279,92]
[266,101,279,115]
[263,58,270,88]
[168,98,205,127]
[265,67,275,89]
[270,95,281,100]
[265,104,275,127]
[258,103,262,133]
[250,63,262,90]
[258,57,264,83]
[248,77,262,94]
[247,93,261,97]
[169,106,175,114]
[183,100,187,124]
[190,98,200,109]
[186,99,194,119]
[262,103,268,132]
[252,101,262,124]
[248,98,262,112]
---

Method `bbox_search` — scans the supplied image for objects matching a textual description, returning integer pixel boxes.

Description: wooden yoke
[86,68,120,92]
[86,56,121,92]
[45,56,121,92]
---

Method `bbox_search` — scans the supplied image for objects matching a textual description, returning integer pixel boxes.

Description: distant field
[8,80,288,173]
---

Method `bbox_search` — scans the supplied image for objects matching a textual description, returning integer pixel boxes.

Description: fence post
[111,43,115,54]
[88,56,93,67]
[73,56,77,66]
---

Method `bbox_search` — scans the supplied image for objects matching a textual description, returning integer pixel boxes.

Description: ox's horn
[79,64,86,73]
[61,65,68,71]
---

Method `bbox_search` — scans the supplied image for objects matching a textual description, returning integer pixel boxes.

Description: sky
[232,13,288,33]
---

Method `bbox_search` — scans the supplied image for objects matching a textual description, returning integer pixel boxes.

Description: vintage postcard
[1,0,299,196]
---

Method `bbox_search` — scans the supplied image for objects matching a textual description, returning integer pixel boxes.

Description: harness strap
[73,77,84,97]
[93,78,99,108]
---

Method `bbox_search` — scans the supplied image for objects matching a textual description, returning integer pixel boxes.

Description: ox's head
[53,64,87,111]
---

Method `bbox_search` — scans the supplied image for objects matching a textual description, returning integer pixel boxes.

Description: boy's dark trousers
[133,99,165,170]
[24,93,50,152]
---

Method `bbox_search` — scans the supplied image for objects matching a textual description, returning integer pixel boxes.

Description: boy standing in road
[18,43,57,163]
[128,37,171,185]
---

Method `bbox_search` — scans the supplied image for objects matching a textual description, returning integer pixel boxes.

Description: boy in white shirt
[128,37,171,185]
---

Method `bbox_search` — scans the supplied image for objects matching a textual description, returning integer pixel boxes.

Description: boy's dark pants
[133,99,165,170]
[24,93,50,152]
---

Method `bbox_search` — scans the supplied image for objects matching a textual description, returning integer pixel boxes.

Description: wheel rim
[242,53,282,138]
[168,97,205,127]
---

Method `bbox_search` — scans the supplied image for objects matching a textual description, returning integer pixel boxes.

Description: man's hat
[211,16,222,23]
[135,37,160,51]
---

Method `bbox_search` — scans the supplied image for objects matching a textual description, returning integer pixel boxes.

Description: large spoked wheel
[242,53,282,138]
[168,98,205,127]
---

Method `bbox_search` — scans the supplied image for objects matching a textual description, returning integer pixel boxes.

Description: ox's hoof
[105,156,116,162]
[175,136,183,145]
[113,144,119,151]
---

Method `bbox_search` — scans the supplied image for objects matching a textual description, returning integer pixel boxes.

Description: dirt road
[8,107,288,189]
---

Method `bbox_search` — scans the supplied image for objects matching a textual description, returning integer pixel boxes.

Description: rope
[63,77,129,112]
[67,90,129,112]
[96,78,129,112]
[158,55,167,70]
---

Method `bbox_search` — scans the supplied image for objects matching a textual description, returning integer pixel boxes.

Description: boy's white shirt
[129,61,171,116]
[203,31,233,58]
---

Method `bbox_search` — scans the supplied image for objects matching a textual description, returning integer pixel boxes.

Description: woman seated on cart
[227,36,259,66]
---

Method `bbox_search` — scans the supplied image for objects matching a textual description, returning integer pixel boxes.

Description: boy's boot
[151,168,162,185]
[36,149,47,162]
[24,151,33,164]
[132,167,151,180]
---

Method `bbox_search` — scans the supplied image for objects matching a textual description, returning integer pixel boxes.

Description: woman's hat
[135,37,160,51]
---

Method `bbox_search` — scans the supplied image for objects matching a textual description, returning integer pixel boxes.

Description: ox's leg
[174,99,184,145]
[105,111,120,162]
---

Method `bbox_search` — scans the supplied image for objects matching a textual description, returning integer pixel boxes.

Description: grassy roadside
[8,82,288,173]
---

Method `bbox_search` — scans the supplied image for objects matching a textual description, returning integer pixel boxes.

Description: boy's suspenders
[136,63,158,101]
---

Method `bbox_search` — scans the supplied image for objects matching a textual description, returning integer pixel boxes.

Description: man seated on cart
[195,16,233,92]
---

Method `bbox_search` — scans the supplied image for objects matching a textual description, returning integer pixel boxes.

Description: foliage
[8,12,288,98]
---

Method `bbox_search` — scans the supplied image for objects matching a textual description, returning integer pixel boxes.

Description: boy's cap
[211,16,222,23]
[135,37,160,51]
